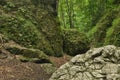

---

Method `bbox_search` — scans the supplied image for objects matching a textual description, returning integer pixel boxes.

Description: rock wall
[89,5,120,47]
[0,0,63,56]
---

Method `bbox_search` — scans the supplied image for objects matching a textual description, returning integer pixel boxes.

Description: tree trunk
[66,0,74,28]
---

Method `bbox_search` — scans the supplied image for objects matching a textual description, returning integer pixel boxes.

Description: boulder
[50,45,120,80]
[63,29,90,56]
[4,41,51,63]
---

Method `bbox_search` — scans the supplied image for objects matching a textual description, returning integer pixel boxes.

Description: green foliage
[58,0,120,34]
[58,0,112,32]
[87,26,97,39]
[2,1,16,12]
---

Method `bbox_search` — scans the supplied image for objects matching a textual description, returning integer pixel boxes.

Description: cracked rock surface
[50,45,120,80]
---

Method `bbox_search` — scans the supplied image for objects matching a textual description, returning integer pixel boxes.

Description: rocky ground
[0,33,72,80]
[0,52,71,80]
[0,58,50,80]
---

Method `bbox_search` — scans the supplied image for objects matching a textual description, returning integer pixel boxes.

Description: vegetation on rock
[105,7,120,46]
[0,0,63,57]
[0,0,120,80]
[89,6,120,47]
[63,29,90,56]
[0,0,120,61]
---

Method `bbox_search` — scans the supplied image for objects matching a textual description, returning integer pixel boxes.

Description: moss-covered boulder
[0,0,63,57]
[4,41,51,63]
[63,29,90,56]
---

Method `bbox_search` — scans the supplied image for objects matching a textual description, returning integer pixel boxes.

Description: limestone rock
[50,45,120,80]
[41,63,57,75]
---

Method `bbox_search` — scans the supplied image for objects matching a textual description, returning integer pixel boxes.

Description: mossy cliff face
[89,5,120,47]
[105,7,120,46]
[0,0,63,56]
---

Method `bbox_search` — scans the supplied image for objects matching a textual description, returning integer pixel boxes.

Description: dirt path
[49,54,72,68]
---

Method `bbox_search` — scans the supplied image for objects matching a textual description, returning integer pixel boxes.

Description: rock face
[0,0,63,57]
[50,45,120,80]
[0,34,56,80]
[89,6,120,47]
[63,29,90,56]
[5,41,51,63]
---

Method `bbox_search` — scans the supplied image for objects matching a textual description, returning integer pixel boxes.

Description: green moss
[0,0,64,57]
[88,6,120,47]
[87,26,97,39]
[0,15,55,56]
[63,29,90,56]
[37,14,63,57]
[105,16,120,46]
[20,49,51,63]
[6,44,51,63]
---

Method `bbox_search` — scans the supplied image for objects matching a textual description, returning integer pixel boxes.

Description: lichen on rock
[50,45,120,80]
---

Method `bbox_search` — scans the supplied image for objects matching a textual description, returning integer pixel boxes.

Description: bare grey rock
[50,45,120,80]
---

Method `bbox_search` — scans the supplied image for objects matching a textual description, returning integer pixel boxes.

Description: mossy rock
[0,0,63,57]
[0,15,54,56]
[63,29,90,56]
[105,7,120,46]
[5,42,51,63]
[89,6,120,47]
[37,14,63,57]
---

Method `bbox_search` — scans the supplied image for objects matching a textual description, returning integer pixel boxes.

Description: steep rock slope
[88,5,120,47]
[0,0,63,56]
